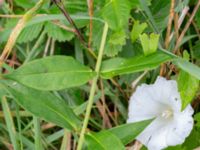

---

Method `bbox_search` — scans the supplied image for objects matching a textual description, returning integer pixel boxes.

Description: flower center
[161,109,173,119]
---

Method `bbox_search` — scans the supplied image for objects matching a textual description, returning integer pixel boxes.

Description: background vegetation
[0,0,200,149]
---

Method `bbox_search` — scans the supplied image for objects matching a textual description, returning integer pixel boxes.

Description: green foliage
[131,20,147,43]
[101,0,131,30]
[44,22,74,42]
[86,131,125,150]
[100,51,173,78]
[175,58,200,80]
[4,56,96,91]
[17,23,44,43]
[104,29,127,57]
[14,0,38,9]
[178,70,199,110]
[1,0,200,149]
[139,33,159,56]
[86,119,152,149]
[109,119,153,145]
[192,40,200,59]
[3,82,81,131]
[195,113,200,127]
[1,97,20,150]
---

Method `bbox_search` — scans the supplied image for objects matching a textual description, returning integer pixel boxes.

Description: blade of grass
[33,117,44,150]
[2,96,20,150]
[15,103,23,150]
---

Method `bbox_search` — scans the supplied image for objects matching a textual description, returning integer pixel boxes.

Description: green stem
[77,22,108,150]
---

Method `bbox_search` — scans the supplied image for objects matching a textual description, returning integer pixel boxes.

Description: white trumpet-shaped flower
[127,77,194,150]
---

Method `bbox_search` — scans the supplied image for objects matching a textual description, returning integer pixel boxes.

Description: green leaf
[104,29,127,57]
[109,119,153,145]
[128,0,140,9]
[178,70,199,110]
[150,0,170,31]
[192,40,200,59]
[4,56,96,91]
[194,113,200,127]
[101,0,131,30]
[100,51,173,79]
[139,33,159,56]
[174,58,200,80]
[131,20,147,43]
[86,130,125,150]
[44,22,74,42]
[17,23,44,43]
[3,82,81,131]
[15,0,37,9]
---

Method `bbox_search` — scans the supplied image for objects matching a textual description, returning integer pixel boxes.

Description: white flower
[127,76,194,150]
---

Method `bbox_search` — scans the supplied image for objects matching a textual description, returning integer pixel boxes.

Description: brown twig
[51,0,97,59]
[174,13,179,41]
[169,6,189,42]
[51,20,76,33]
[100,79,108,128]
[96,101,112,128]
[187,12,200,39]
[174,0,200,53]
[52,0,86,46]
[165,0,175,49]
[160,0,175,76]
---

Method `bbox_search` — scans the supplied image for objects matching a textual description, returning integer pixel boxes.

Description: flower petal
[136,117,170,150]
[127,84,166,122]
[127,76,194,150]
[166,105,194,146]
[152,77,181,112]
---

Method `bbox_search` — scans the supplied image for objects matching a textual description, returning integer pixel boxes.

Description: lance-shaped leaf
[4,82,81,131]
[85,119,152,149]
[100,51,174,79]
[139,33,160,56]
[4,56,96,91]
[109,119,153,145]
[174,58,200,80]
[86,130,125,150]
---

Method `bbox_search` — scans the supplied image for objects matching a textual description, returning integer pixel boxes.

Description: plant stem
[174,0,200,53]
[76,22,108,150]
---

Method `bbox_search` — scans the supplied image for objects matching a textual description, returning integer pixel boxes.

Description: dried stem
[52,0,86,45]
[174,0,200,53]
[165,0,175,49]
[187,13,200,39]
[174,12,179,41]
[160,0,175,76]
